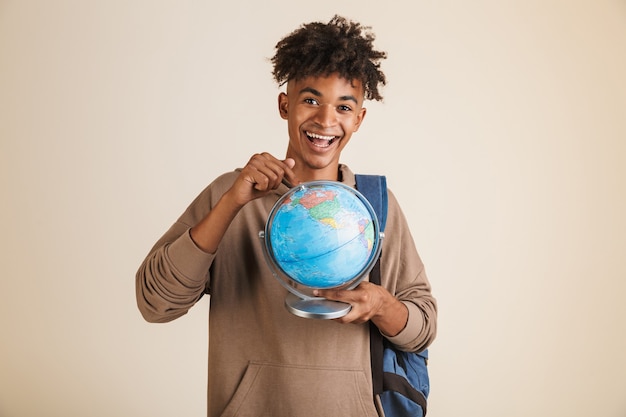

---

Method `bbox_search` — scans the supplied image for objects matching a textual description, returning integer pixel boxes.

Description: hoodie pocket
[220,361,378,417]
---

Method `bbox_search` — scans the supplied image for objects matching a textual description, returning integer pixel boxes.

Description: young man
[136,15,437,417]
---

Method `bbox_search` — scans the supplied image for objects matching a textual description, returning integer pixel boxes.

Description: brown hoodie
[136,165,437,417]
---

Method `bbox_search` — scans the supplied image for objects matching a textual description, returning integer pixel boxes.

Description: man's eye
[338,105,352,112]
[304,98,318,105]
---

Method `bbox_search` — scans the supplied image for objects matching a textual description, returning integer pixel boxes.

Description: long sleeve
[135,172,237,323]
[378,189,438,353]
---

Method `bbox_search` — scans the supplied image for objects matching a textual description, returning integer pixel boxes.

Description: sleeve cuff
[384,301,423,347]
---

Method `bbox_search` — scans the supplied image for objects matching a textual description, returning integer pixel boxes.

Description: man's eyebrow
[298,87,359,104]
[299,87,322,97]
[339,94,359,104]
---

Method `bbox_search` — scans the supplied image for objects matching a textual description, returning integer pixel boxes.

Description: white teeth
[306,131,335,141]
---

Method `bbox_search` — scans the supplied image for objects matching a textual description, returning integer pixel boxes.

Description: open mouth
[306,131,339,148]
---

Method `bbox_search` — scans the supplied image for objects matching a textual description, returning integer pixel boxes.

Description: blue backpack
[355,174,430,417]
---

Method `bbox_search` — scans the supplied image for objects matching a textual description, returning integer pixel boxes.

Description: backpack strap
[355,174,388,233]
[355,174,388,399]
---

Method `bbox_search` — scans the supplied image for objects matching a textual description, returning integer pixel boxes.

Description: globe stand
[284,293,351,319]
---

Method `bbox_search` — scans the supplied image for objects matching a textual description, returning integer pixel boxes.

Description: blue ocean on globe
[267,182,378,289]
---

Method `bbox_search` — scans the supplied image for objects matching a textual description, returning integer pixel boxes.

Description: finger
[316,281,374,300]
[284,157,295,169]
[260,153,300,190]
[281,158,300,187]
[246,153,290,191]
[314,289,371,324]
[315,288,352,303]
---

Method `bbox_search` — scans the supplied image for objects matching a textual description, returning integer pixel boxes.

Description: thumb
[284,158,296,169]
[313,288,341,300]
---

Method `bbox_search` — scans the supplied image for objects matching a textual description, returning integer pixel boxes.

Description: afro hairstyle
[271,15,387,101]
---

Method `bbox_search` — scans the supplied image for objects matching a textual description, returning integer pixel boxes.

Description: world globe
[260,181,383,318]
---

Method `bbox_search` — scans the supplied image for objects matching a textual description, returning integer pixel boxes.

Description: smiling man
[136,15,437,417]
[279,75,366,177]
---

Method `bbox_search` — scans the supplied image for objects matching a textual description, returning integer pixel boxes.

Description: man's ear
[353,107,367,132]
[278,92,289,120]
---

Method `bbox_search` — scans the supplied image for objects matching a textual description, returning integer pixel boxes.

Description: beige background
[1,1,625,416]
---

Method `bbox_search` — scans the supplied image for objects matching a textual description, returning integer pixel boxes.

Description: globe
[261,181,382,297]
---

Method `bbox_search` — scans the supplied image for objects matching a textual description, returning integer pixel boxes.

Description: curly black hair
[271,15,387,101]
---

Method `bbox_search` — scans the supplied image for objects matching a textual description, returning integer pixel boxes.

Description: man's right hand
[190,153,298,254]
[228,153,299,208]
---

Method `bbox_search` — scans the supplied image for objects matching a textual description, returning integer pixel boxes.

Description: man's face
[278,73,367,181]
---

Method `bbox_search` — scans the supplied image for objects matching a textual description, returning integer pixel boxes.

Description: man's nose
[313,104,337,127]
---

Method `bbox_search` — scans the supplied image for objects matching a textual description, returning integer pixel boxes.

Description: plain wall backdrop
[1,1,625,416]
